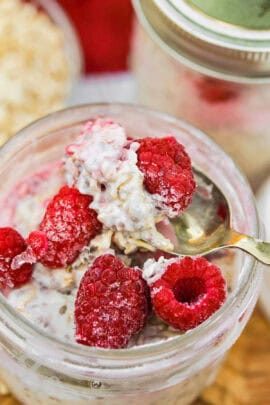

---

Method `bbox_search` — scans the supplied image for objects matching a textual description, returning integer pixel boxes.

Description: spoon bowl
[159,168,270,265]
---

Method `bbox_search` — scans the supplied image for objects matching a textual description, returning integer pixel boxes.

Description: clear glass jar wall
[131,1,270,188]
[0,104,263,405]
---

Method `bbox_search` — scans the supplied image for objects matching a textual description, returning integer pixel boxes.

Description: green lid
[187,0,270,29]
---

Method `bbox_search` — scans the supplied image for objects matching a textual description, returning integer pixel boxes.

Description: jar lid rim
[134,0,270,81]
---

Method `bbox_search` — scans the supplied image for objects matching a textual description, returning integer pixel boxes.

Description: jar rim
[133,0,270,82]
[0,103,262,368]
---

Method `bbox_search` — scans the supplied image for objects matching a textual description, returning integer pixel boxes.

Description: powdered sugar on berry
[64,119,173,252]
[143,256,179,285]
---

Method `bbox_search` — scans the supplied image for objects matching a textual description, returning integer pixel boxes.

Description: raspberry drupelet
[75,254,149,349]
[39,186,102,268]
[136,136,196,217]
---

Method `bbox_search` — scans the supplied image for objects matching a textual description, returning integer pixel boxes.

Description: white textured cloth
[257,177,270,320]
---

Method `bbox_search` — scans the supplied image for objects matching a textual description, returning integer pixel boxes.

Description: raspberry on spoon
[136,136,196,217]
[39,186,102,268]
[75,254,149,349]
[145,256,227,332]
[0,227,33,290]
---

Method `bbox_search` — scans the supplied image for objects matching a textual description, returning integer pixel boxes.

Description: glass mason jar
[0,104,263,405]
[131,0,270,188]
[0,0,82,146]
[34,0,82,97]
[257,178,270,320]
[24,0,82,102]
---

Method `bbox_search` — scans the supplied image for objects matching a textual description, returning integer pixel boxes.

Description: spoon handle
[228,230,270,265]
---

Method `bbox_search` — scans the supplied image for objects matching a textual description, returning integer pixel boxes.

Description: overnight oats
[131,0,270,187]
[0,105,263,405]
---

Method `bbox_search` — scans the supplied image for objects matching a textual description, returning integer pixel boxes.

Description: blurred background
[62,0,137,105]
[58,0,133,74]
[0,0,135,147]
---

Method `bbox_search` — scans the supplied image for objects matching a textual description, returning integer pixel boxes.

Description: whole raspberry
[148,257,226,332]
[195,77,239,104]
[136,137,196,217]
[0,227,33,290]
[75,254,149,349]
[39,186,102,268]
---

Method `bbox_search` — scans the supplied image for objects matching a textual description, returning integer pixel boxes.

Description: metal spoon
[160,168,270,265]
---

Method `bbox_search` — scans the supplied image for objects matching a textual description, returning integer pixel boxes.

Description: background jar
[131,0,270,189]
[0,0,82,146]
[0,104,263,405]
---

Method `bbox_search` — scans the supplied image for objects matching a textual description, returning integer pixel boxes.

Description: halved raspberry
[39,186,102,268]
[148,257,226,331]
[75,254,149,349]
[0,227,33,290]
[136,137,196,217]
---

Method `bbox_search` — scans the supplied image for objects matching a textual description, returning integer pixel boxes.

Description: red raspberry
[136,137,196,216]
[195,77,240,103]
[26,231,48,260]
[75,254,149,349]
[39,186,102,268]
[11,231,48,271]
[57,0,133,73]
[0,227,33,290]
[149,257,227,331]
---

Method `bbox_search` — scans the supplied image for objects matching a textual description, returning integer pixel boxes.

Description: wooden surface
[1,306,269,405]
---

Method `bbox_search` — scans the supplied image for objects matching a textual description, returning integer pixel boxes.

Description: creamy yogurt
[64,119,173,253]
